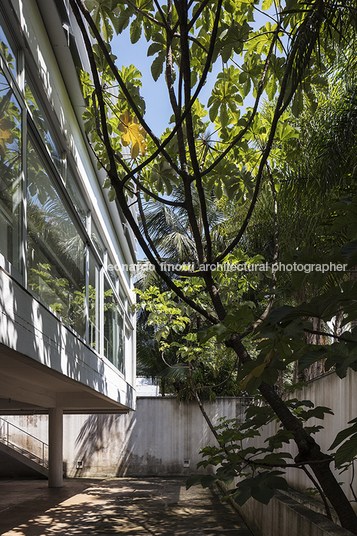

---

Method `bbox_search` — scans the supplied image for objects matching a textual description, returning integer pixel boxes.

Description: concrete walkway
[0,477,254,535]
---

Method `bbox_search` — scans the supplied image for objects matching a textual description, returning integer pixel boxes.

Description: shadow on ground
[0,477,253,535]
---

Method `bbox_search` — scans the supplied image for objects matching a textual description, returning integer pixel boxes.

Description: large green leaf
[334,434,357,468]
[151,51,165,81]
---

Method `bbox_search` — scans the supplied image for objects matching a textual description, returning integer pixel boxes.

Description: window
[0,15,16,76]
[0,68,22,272]
[88,249,99,351]
[0,14,131,374]
[66,166,87,225]
[91,222,105,261]
[25,79,63,176]
[104,276,124,373]
[27,135,85,338]
[107,255,119,289]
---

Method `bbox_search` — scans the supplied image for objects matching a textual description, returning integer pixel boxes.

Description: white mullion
[85,244,89,345]
[99,265,104,356]
[20,48,27,285]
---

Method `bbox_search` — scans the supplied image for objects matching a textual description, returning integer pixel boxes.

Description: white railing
[0,417,48,468]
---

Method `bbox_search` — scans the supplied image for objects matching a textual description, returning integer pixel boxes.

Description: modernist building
[0,0,136,486]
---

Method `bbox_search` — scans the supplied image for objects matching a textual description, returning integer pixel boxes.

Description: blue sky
[110,7,276,136]
[110,7,277,259]
[111,31,222,136]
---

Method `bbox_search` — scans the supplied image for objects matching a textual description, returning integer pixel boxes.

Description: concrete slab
[0,477,254,535]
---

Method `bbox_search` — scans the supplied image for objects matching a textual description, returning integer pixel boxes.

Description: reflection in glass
[0,69,22,271]
[91,222,105,260]
[67,167,87,225]
[107,256,119,288]
[25,79,63,175]
[104,276,124,373]
[27,136,85,337]
[88,250,99,350]
[119,281,127,313]
[0,20,16,75]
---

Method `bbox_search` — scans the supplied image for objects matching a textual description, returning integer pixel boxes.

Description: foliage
[68,0,357,531]
[187,396,333,507]
[135,282,241,398]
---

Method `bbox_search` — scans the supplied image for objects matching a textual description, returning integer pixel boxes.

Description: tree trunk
[228,333,357,534]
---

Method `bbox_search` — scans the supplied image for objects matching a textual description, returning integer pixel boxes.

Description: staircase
[0,417,49,477]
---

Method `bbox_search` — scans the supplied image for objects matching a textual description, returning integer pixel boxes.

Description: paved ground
[0,477,254,535]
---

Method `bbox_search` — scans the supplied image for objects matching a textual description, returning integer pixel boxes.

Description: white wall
[2,397,244,477]
[283,370,357,504]
[65,397,245,477]
[3,371,357,498]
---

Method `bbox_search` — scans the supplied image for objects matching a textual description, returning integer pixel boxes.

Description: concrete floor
[0,476,254,535]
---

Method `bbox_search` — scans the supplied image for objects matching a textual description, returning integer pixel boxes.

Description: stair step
[0,419,48,476]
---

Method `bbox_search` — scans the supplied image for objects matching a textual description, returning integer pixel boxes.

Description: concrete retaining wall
[241,370,357,505]
[283,369,357,503]
[1,397,244,478]
[2,392,356,535]
[222,488,355,536]
[67,397,244,477]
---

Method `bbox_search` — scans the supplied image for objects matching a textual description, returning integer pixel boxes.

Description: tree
[135,187,240,398]
[68,0,357,531]
[218,58,357,382]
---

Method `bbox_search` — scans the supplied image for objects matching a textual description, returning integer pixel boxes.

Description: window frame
[0,6,130,373]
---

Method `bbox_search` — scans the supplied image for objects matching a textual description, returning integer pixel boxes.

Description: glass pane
[0,68,22,271]
[0,19,16,76]
[25,79,63,175]
[27,136,85,337]
[118,280,127,312]
[66,167,87,225]
[104,277,124,373]
[107,256,119,288]
[91,222,105,260]
[88,249,99,351]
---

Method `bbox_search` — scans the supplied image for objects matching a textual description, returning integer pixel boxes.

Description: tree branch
[213,4,322,264]
[137,189,163,262]
[70,1,118,181]
[176,0,224,264]
[303,328,350,343]
[125,0,166,28]
[153,0,170,31]
[202,28,280,179]
[301,465,332,520]
[114,182,219,324]
[130,175,185,207]
[71,0,185,181]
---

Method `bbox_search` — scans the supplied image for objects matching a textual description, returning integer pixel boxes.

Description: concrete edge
[217,482,356,536]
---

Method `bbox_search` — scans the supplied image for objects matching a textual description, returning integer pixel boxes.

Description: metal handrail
[0,417,48,467]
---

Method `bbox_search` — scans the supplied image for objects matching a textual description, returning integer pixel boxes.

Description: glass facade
[0,68,22,272]
[0,14,130,375]
[66,167,87,225]
[27,136,86,338]
[108,255,119,289]
[88,249,99,351]
[0,15,16,76]
[25,79,63,175]
[104,276,125,374]
[91,222,105,261]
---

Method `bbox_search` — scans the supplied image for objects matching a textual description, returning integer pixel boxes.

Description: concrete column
[48,407,63,488]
